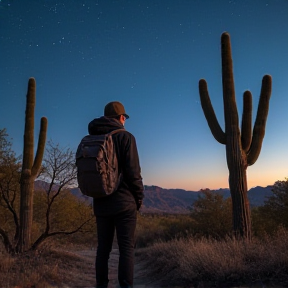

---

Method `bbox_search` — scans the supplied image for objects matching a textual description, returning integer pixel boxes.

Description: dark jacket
[88,116,144,216]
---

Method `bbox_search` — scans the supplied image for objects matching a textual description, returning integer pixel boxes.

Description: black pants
[95,204,137,287]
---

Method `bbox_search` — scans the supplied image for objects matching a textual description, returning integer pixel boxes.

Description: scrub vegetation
[1,129,288,286]
[135,184,288,287]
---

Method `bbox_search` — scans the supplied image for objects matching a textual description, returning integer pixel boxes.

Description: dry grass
[136,228,288,287]
[2,225,288,288]
[0,241,95,288]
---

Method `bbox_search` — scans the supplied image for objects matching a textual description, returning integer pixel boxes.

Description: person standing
[88,101,144,288]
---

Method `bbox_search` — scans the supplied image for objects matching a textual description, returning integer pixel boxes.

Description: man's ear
[120,115,126,125]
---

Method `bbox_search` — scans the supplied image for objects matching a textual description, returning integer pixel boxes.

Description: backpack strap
[107,128,126,183]
[106,128,126,137]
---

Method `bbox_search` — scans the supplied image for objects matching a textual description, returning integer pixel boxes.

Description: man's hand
[137,199,143,211]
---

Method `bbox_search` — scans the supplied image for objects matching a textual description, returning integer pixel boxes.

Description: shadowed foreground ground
[70,248,163,288]
[67,247,284,288]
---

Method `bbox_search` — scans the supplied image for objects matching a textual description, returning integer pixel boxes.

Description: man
[88,101,144,288]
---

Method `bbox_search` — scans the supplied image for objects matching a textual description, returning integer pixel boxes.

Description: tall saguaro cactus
[199,32,272,239]
[18,78,48,252]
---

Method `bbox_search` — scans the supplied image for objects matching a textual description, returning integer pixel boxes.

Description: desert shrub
[136,213,196,247]
[267,179,288,225]
[137,228,288,287]
[189,189,233,238]
[136,190,233,248]
[252,178,288,237]
[251,206,280,237]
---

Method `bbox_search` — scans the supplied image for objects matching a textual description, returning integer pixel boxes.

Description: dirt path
[69,248,160,288]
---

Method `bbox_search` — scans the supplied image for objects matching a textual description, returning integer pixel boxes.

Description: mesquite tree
[199,32,272,239]
[31,141,94,250]
[0,129,21,253]
[19,78,48,252]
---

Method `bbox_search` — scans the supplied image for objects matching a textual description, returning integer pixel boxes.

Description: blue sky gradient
[1,0,288,190]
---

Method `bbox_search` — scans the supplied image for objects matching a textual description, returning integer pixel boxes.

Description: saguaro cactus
[18,78,48,252]
[199,32,272,239]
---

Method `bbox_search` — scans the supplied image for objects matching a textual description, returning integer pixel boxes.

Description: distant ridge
[142,185,199,213]
[35,181,274,214]
[140,185,273,213]
[213,185,274,207]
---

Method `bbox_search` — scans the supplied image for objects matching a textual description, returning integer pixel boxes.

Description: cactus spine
[199,32,272,239]
[19,78,48,252]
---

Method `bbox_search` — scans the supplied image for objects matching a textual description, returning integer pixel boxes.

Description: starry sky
[1,0,288,191]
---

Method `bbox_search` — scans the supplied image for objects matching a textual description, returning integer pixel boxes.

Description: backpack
[75,129,125,198]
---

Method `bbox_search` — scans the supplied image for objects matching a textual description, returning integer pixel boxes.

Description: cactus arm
[199,79,226,144]
[247,75,272,165]
[22,78,36,171]
[31,117,48,178]
[221,32,239,133]
[241,91,252,152]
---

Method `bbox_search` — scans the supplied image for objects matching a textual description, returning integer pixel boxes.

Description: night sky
[1,0,288,190]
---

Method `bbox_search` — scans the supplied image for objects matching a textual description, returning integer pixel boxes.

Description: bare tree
[0,129,21,253]
[31,140,94,250]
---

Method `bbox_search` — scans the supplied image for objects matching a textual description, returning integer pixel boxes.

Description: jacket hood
[88,116,124,135]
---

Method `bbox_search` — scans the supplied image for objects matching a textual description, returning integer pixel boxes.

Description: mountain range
[66,184,274,214]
